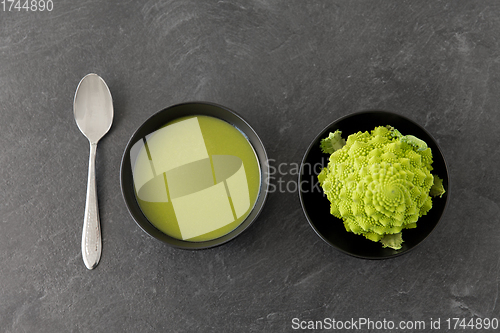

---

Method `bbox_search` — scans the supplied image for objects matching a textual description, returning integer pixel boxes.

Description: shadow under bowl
[298,110,450,259]
[120,102,269,249]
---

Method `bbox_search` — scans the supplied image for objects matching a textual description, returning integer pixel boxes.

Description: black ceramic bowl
[298,111,449,259]
[120,102,269,249]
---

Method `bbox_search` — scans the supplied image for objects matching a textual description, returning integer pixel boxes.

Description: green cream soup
[131,115,261,242]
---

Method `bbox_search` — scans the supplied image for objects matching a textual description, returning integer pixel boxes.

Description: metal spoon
[73,73,113,270]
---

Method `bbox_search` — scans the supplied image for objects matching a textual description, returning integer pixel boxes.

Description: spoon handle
[82,142,102,269]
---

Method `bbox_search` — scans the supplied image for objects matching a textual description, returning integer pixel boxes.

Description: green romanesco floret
[318,125,445,250]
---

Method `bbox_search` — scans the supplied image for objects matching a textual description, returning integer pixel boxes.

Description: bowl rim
[298,109,450,259]
[120,101,270,249]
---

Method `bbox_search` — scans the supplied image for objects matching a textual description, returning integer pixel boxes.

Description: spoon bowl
[74,74,113,144]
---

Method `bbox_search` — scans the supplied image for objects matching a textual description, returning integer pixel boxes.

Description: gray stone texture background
[1,0,499,332]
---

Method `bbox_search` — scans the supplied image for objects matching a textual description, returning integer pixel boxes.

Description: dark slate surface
[1,1,499,332]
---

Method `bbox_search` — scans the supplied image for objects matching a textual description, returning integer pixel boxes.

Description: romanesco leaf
[380,232,403,250]
[388,126,428,151]
[387,125,400,137]
[320,130,346,154]
[430,175,446,198]
[401,135,428,151]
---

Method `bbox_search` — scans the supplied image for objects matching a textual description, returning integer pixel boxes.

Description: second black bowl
[298,111,450,259]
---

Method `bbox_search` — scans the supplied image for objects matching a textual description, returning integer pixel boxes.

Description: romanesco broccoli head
[318,125,445,250]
